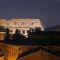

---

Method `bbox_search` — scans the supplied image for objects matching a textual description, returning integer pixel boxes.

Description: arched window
[23,22,24,25]
[27,30,29,33]
[32,22,33,25]
[15,22,17,25]
[22,30,25,34]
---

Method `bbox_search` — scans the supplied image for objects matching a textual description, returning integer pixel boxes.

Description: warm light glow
[0,19,44,37]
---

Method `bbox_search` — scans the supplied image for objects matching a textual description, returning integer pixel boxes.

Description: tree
[12,29,26,41]
[4,28,10,42]
[35,27,41,32]
[12,29,20,40]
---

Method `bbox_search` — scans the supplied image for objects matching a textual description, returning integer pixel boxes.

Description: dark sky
[0,0,60,27]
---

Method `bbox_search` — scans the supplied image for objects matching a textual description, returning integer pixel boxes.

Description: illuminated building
[0,18,44,60]
[0,19,44,38]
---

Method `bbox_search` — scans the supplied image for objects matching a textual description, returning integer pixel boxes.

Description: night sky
[0,0,60,27]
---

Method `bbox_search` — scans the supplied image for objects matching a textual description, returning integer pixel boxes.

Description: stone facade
[0,19,44,37]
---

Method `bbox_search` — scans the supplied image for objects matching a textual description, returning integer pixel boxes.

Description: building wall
[0,32,5,40]
[0,19,44,37]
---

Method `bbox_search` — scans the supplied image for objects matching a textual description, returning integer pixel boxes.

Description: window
[19,48,21,50]
[22,30,25,34]
[23,22,24,25]
[15,22,16,25]
[32,23,33,25]
[30,28,33,32]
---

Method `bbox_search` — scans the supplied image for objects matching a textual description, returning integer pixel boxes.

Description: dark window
[15,22,16,25]
[27,30,29,33]
[32,23,33,25]
[22,30,25,34]
[19,48,21,50]
[23,23,24,25]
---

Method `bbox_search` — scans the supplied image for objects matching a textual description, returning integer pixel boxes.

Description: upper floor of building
[0,18,44,29]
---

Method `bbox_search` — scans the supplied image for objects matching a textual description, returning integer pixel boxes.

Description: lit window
[30,28,33,32]
[27,30,29,33]
[7,23,9,25]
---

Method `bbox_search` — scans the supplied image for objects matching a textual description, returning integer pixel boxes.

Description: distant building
[0,19,44,37]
